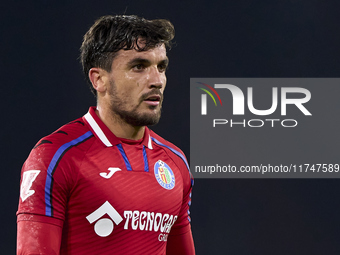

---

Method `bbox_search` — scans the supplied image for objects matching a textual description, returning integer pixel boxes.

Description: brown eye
[158,64,168,73]
[132,64,145,71]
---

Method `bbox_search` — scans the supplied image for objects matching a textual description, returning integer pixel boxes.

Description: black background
[2,1,340,254]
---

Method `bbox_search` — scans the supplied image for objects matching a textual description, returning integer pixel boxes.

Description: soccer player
[17,15,195,255]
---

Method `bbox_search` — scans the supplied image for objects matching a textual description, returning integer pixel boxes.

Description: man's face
[107,43,168,127]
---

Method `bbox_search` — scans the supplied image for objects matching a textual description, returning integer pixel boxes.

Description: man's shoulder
[149,129,192,187]
[149,129,190,173]
[27,117,94,161]
[36,117,90,147]
[149,129,186,156]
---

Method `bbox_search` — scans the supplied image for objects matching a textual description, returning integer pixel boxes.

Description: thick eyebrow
[127,57,169,67]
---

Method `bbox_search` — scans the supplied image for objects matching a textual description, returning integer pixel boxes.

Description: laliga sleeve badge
[154,160,175,190]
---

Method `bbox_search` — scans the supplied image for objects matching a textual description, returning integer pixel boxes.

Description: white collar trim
[148,135,153,149]
[84,112,112,147]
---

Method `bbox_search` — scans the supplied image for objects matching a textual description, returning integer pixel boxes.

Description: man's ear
[88,68,108,93]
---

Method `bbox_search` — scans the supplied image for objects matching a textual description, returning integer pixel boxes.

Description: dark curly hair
[80,15,175,96]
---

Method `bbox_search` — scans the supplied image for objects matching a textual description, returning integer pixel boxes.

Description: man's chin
[122,111,162,127]
[139,113,162,126]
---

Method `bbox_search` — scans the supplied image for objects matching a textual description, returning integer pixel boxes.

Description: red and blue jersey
[17,106,193,254]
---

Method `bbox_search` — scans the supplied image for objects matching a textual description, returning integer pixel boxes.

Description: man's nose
[148,67,165,89]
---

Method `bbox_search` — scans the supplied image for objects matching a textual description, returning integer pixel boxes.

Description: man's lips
[143,94,162,106]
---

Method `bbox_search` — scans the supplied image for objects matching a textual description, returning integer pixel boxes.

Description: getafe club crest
[154,160,175,190]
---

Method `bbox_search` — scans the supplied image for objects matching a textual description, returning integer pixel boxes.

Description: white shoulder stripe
[84,112,112,147]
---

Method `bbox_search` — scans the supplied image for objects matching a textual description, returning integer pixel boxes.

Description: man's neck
[95,107,145,140]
